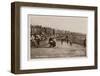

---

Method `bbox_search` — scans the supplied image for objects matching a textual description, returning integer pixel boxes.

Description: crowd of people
[30,25,86,48]
[30,34,56,48]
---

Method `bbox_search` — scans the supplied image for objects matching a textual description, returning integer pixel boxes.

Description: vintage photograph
[11,2,97,73]
[29,15,87,59]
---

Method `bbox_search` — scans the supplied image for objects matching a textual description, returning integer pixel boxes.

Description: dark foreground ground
[30,40,86,59]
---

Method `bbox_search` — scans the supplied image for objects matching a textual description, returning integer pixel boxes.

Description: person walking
[84,38,86,48]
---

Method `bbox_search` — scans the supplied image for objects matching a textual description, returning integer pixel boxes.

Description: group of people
[31,34,42,48]
[31,34,56,48]
[61,34,73,46]
[31,33,86,48]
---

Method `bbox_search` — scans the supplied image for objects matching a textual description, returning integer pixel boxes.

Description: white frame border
[20,6,95,70]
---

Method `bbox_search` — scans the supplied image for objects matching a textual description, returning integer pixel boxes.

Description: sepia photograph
[11,2,97,73]
[29,15,87,59]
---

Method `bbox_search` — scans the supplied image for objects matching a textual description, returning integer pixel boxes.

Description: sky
[29,15,88,34]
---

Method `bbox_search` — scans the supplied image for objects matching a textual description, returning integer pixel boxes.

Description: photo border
[11,2,98,74]
[28,14,88,60]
